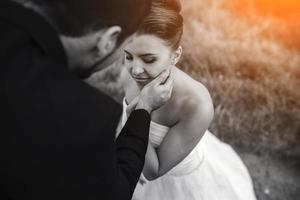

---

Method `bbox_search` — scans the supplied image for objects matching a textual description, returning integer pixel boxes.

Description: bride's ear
[171,46,182,65]
[97,26,122,56]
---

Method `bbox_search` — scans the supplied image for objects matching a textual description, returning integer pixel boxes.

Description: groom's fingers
[162,74,173,100]
[162,72,173,90]
[151,69,170,86]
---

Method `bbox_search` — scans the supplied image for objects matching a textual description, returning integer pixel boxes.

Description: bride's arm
[143,97,214,180]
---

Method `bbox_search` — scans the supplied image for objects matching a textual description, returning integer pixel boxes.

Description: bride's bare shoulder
[174,68,214,121]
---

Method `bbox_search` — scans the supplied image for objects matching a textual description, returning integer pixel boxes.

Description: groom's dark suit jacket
[0,1,150,200]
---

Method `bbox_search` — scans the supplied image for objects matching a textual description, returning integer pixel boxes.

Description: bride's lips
[132,76,150,82]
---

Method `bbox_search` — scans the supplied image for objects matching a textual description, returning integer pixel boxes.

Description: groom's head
[31,0,151,40]
[19,0,152,77]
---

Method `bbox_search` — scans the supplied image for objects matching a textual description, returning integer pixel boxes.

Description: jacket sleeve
[115,109,151,199]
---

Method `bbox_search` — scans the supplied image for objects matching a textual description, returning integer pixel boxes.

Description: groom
[0,0,179,199]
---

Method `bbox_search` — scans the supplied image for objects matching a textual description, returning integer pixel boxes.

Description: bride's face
[123,34,173,86]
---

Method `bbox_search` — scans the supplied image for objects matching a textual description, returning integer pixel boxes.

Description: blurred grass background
[87,0,300,199]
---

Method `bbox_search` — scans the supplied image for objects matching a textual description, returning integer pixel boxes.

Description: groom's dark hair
[27,0,152,44]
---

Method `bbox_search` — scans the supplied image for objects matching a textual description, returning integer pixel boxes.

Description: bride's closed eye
[124,49,157,64]
[142,57,157,64]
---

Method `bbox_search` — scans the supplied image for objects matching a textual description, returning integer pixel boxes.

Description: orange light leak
[226,0,300,20]
[253,0,300,17]
[225,0,300,50]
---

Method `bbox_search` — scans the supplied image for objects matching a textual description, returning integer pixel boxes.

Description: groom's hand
[136,69,173,114]
[126,96,139,116]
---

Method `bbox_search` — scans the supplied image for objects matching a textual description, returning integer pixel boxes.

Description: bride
[118,1,257,199]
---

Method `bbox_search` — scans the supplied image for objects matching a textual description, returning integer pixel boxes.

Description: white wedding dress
[121,99,257,200]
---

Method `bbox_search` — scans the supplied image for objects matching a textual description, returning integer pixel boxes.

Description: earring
[171,59,176,65]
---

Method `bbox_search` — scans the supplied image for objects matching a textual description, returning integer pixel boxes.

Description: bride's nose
[132,64,144,76]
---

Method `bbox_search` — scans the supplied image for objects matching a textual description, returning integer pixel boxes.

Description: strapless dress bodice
[121,99,204,176]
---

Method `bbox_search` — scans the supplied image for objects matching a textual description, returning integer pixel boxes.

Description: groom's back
[0,5,123,200]
[0,0,152,199]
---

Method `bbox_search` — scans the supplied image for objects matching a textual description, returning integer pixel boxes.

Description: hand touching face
[123,34,174,86]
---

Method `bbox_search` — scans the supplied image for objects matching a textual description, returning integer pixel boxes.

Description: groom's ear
[171,46,182,65]
[97,26,122,56]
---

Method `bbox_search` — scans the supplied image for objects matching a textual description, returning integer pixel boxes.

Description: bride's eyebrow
[140,53,156,57]
[124,50,156,57]
[123,50,132,56]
